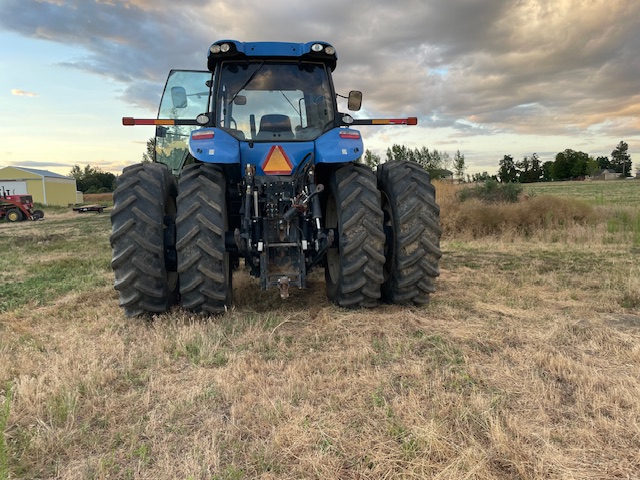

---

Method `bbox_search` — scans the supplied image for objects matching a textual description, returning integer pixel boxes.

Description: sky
[1,0,639,177]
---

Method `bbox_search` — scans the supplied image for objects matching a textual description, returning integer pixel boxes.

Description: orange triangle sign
[262,145,293,175]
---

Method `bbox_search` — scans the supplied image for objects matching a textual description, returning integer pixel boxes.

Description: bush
[457,180,523,203]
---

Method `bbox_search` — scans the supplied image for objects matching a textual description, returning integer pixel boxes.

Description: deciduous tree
[68,164,116,193]
[498,155,517,183]
[595,156,610,170]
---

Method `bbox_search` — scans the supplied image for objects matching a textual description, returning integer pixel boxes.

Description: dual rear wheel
[110,163,231,317]
[110,160,441,316]
[324,160,441,308]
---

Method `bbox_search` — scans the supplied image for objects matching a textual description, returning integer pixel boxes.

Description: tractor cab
[152,41,363,176]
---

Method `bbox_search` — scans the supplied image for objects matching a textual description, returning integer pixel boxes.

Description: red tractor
[0,187,44,222]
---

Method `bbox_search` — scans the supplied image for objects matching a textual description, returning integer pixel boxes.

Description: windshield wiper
[228,61,264,105]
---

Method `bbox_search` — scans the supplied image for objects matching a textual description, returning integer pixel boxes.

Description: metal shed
[0,166,78,206]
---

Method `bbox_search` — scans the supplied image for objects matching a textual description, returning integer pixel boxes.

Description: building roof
[3,166,69,179]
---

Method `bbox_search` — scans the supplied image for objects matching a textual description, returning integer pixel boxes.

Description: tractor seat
[256,114,294,140]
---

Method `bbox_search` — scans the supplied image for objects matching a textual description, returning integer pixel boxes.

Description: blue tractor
[110,40,441,316]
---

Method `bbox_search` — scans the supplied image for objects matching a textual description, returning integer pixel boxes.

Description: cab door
[156,70,212,174]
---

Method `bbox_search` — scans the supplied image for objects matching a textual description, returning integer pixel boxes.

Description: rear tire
[6,209,23,222]
[324,164,385,307]
[176,163,232,314]
[377,160,442,305]
[110,163,178,317]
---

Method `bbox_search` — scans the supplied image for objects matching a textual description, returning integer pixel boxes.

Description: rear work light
[311,43,336,55]
[210,43,231,54]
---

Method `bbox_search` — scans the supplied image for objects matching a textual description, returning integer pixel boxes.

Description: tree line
[361,145,467,181]
[498,141,632,183]
[67,140,631,192]
[361,140,632,184]
[68,165,117,193]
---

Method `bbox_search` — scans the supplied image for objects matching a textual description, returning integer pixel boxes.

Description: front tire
[377,160,442,305]
[110,163,178,317]
[324,164,385,307]
[176,163,232,314]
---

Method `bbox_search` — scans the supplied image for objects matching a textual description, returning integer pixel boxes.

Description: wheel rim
[8,211,19,222]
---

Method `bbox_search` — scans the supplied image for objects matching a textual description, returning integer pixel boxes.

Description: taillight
[192,130,214,140]
[339,130,361,140]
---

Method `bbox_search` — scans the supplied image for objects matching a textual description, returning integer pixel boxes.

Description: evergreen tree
[611,141,632,177]
[453,150,466,182]
[142,137,156,163]
[360,149,381,168]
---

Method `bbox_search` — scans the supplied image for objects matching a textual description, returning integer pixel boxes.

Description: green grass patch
[524,180,640,206]
[0,215,111,312]
[0,256,111,313]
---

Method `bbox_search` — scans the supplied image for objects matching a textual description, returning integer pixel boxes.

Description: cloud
[11,89,38,97]
[9,160,72,168]
[1,0,639,141]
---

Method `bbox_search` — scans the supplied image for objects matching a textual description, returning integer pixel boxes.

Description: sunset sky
[1,0,638,176]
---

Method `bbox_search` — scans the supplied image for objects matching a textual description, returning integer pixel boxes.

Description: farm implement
[73,205,107,214]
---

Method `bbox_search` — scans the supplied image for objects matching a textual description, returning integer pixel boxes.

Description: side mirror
[234,95,247,106]
[171,86,188,108]
[348,90,362,111]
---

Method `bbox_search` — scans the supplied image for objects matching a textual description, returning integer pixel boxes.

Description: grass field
[524,179,640,206]
[1,182,639,479]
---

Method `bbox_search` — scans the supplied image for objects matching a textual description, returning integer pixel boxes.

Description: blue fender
[188,128,241,164]
[315,128,364,164]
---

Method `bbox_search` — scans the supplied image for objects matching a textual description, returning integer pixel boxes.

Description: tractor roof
[207,40,337,72]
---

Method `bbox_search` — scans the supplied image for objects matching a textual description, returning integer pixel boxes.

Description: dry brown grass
[442,196,597,239]
[83,193,113,204]
[1,189,640,479]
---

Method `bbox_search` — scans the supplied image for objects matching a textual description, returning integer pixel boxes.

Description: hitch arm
[122,117,200,126]
[349,117,418,126]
